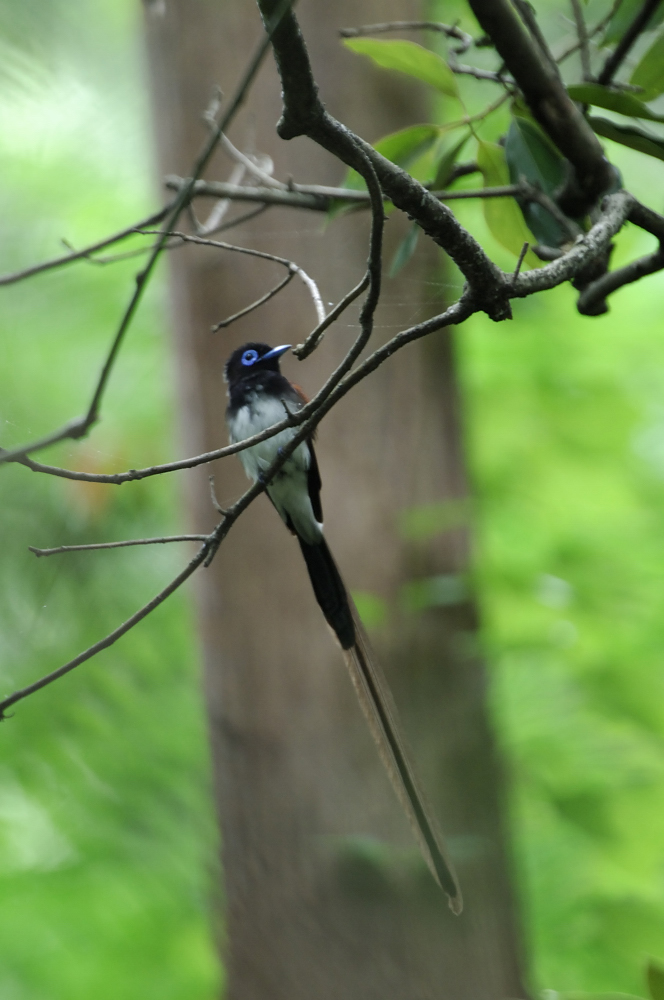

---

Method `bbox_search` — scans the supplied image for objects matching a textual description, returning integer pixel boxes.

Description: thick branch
[467,0,613,214]
[577,246,664,314]
[255,0,511,320]
[512,190,634,297]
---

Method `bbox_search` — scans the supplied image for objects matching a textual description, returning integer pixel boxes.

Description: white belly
[228,393,322,543]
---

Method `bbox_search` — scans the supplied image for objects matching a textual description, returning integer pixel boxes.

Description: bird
[224,341,462,913]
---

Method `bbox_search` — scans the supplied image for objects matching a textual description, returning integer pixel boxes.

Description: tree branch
[570,0,591,80]
[339,21,473,54]
[598,0,664,85]
[467,0,614,214]
[0,0,295,467]
[29,535,209,557]
[166,176,516,210]
[9,191,646,488]
[0,204,173,287]
[256,0,512,321]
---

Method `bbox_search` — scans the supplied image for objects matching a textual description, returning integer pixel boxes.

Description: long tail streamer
[342,603,462,914]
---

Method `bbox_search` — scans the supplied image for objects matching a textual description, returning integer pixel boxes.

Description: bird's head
[224,342,291,385]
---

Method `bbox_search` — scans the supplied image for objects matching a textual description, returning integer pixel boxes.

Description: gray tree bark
[142,1,528,997]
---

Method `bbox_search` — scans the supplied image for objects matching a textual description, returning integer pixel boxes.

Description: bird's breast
[226,391,308,482]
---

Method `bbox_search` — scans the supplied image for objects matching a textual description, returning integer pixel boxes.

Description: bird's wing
[306,440,323,524]
[342,600,462,914]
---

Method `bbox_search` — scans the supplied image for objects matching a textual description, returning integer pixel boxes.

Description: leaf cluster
[342,5,664,272]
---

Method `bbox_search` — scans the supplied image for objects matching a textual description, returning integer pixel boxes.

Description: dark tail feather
[297,537,355,649]
[297,535,462,912]
[342,603,462,914]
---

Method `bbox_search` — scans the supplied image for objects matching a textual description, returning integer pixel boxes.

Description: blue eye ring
[241,349,259,366]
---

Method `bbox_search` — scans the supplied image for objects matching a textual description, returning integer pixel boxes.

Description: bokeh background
[1,0,664,996]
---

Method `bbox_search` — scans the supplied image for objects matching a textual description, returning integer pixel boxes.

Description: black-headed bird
[224,341,462,913]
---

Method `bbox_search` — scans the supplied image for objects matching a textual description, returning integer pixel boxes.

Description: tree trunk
[142,1,528,996]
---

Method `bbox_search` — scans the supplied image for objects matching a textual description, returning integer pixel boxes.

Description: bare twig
[339,21,473,54]
[0,0,295,467]
[0,542,212,718]
[555,0,623,63]
[598,0,663,85]
[448,60,510,83]
[77,205,272,267]
[220,133,286,189]
[294,272,370,360]
[168,176,520,209]
[8,193,639,487]
[570,0,592,79]
[513,242,530,280]
[212,271,295,330]
[0,204,173,287]
[143,230,326,325]
[196,159,247,234]
[578,245,664,314]
[208,475,228,517]
[29,535,209,557]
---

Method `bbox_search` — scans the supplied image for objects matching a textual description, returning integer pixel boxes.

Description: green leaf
[389,222,420,277]
[588,115,664,162]
[477,140,539,265]
[504,116,570,248]
[631,30,664,100]
[431,132,471,189]
[343,38,459,97]
[604,0,664,43]
[568,83,664,122]
[647,961,664,1000]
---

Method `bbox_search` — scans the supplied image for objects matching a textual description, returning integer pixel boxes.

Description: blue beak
[262,344,291,362]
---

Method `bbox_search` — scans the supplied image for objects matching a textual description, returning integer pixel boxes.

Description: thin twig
[208,475,228,516]
[0,204,173,287]
[598,0,662,84]
[340,20,473,53]
[167,176,520,209]
[570,0,592,79]
[0,542,211,718]
[29,535,209,557]
[196,159,247,234]
[220,133,286,189]
[10,192,650,488]
[143,229,326,325]
[513,242,529,280]
[0,0,295,467]
[448,60,510,82]
[556,0,623,64]
[294,272,370,360]
[212,271,294,330]
[76,205,272,267]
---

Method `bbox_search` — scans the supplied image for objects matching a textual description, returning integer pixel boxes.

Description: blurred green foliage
[462,264,664,995]
[0,1,220,998]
